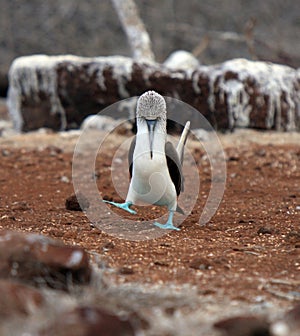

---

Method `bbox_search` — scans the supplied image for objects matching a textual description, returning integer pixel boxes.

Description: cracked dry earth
[0,128,299,335]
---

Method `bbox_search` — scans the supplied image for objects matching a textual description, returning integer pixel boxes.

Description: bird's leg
[154,210,180,231]
[103,200,137,215]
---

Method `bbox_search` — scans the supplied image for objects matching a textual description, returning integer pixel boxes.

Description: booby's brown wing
[165,141,184,196]
[128,136,136,178]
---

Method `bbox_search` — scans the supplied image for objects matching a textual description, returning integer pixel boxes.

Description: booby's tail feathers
[176,121,190,164]
[176,204,185,215]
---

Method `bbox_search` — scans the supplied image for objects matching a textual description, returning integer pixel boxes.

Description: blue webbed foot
[154,211,180,231]
[103,200,137,215]
[154,222,180,231]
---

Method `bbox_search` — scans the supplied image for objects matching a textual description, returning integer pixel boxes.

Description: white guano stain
[7,55,134,131]
[205,59,299,130]
[66,250,83,268]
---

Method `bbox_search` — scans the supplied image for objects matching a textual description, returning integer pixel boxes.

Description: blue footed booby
[104,91,190,231]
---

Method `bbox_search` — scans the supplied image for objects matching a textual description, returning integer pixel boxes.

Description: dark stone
[189,257,212,270]
[102,241,115,251]
[286,230,300,243]
[65,193,90,211]
[154,260,169,267]
[214,316,270,336]
[257,227,273,235]
[7,56,300,132]
[118,266,134,275]
[11,201,31,211]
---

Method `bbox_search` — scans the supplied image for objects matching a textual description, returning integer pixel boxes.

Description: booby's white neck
[135,118,167,157]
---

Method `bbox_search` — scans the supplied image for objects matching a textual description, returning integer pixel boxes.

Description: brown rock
[102,241,115,251]
[65,193,90,211]
[118,266,134,275]
[214,316,270,336]
[0,230,91,290]
[39,306,135,336]
[153,260,169,267]
[11,201,31,211]
[0,279,44,319]
[190,257,212,270]
[285,230,300,243]
[257,227,274,235]
[7,56,300,132]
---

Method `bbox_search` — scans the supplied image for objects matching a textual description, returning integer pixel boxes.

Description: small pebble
[118,266,134,275]
[257,227,273,235]
[190,257,211,270]
[65,194,90,211]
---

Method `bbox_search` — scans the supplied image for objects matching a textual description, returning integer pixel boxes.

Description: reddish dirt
[0,131,299,305]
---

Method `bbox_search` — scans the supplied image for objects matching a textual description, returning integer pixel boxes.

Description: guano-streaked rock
[7,55,300,132]
[0,230,91,290]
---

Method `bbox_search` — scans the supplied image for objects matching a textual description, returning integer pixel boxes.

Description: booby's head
[136,91,167,159]
[136,91,167,121]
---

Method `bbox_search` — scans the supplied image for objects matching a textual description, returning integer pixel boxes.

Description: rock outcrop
[7,55,300,132]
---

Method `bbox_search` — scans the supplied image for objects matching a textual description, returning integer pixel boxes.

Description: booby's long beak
[146,119,157,159]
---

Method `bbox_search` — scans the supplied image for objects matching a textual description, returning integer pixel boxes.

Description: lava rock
[118,266,134,275]
[214,316,270,336]
[7,55,300,132]
[285,230,300,243]
[102,241,115,251]
[11,201,31,211]
[65,193,90,211]
[0,230,91,290]
[190,257,212,270]
[154,260,169,267]
[257,227,274,235]
[38,306,135,336]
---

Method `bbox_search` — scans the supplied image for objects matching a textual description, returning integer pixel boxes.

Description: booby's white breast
[126,116,178,211]
[131,147,177,209]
